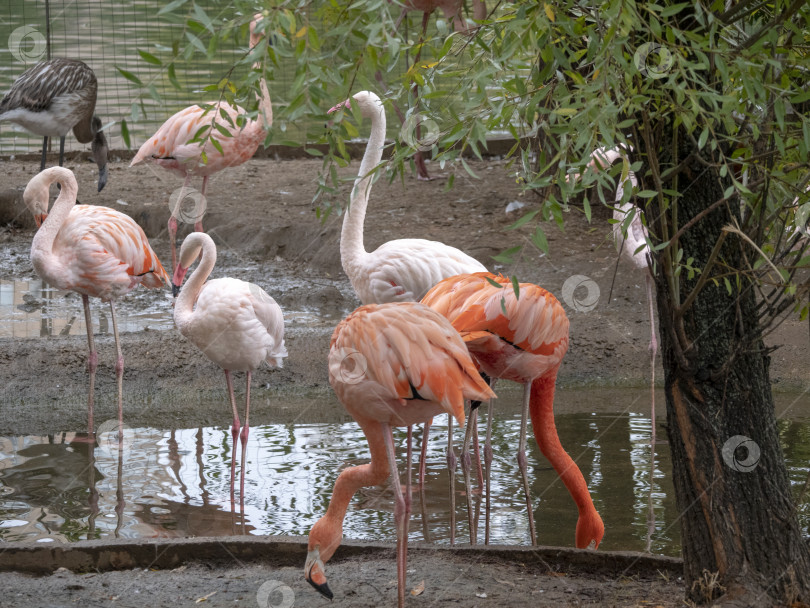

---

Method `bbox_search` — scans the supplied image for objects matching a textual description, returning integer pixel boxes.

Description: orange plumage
[423,272,604,550]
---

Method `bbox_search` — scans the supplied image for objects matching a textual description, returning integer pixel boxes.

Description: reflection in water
[0,279,174,338]
[0,409,808,555]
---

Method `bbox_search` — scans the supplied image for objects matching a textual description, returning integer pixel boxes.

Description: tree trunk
[647,131,810,605]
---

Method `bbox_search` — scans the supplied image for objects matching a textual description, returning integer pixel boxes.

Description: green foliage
[127,1,810,321]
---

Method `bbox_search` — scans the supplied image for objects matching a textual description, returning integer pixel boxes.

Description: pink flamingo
[130,14,272,272]
[423,272,605,549]
[329,89,487,533]
[305,301,495,607]
[24,167,170,437]
[171,232,286,502]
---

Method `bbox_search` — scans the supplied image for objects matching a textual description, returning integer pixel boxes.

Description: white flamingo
[171,231,286,501]
[329,90,488,539]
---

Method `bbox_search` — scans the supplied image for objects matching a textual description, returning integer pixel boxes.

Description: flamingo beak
[327,99,351,115]
[305,547,333,600]
[171,265,188,298]
[97,164,109,192]
[35,213,47,228]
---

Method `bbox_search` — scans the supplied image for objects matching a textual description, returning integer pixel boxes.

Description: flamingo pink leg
[382,422,410,608]
[461,404,478,544]
[239,371,252,502]
[446,413,457,545]
[518,381,538,545]
[109,300,124,442]
[82,294,97,437]
[224,369,241,505]
[195,175,208,233]
[168,175,192,273]
[417,419,430,486]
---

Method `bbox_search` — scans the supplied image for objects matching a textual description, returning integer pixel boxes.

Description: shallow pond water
[1,391,808,557]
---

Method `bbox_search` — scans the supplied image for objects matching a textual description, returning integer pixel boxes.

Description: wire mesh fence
[1,1,480,159]
[0,0,253,155]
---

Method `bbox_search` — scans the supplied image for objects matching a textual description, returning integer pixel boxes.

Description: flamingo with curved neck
[305,302,495,607]
[172,232,286,502]
[24,167,170,438]
[131,13,273,272]
[328,90,488,538]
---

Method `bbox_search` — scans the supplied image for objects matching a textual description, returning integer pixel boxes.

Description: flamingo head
[304,516,343,600]
[172,233,212,297]
[575,509,605,550]
[328,91,382,119]
[171,265,187,298]
[304,545,333,600]
[23,167,74,228]
[91,116,109,192]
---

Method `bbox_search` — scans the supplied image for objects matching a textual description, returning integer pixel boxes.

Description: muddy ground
[1,152,808,606]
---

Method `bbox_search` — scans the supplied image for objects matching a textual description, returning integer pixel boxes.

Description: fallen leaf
[195,591,218,603]
[410,580,425,596]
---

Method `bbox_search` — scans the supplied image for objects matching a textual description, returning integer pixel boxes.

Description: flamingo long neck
[30,168,78,284]
[528,372,597,517]
[341,100,386,280]
[309,417,390,563]
[173,237,217,332]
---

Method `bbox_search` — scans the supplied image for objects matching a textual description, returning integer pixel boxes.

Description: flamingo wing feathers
[130,102,263,175]
[54,205,169,298]
[329,302,494,425]
[423,272,569,356]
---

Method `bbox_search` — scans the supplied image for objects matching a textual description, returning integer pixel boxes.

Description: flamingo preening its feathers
[422,272,605,549]
[24,167,170,437]
[131,13,272,273]
[305,301,495,607]
[0,59,109,191]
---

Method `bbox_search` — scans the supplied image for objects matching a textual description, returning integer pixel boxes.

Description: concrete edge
[0,536,682,577]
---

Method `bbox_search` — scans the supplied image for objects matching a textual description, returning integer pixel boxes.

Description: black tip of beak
[307,578,333,600]
[172,283,181,298]
[97,165,108,192]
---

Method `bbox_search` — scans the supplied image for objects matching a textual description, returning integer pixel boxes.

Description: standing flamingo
[422,272,605,549]
[171,232,286,502]
[329,89,487,535]
[305,302,495,607]
[24,167,170,438]
[1,58,109,191]
[130,14,272,272]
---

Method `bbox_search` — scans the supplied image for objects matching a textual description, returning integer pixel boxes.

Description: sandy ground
[1,153,807,606]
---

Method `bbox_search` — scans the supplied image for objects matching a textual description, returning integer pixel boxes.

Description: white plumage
[331,91,486,305]
[172,233,286,372]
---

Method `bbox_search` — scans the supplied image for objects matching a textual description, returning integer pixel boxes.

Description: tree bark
[646,129,810,605]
